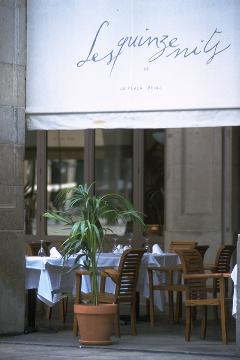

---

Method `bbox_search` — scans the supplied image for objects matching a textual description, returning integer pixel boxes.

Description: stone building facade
[0,0,239,345]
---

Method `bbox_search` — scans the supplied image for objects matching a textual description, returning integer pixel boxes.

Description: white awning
[27,110,240,130]
[26,0,240,129]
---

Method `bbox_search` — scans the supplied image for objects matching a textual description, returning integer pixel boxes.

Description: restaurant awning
[26,0,240,130]
[27,110,240,130]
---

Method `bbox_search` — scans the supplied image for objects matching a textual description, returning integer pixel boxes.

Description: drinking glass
[112,235,118,253]
[38,240,46,257]
[127,233,133,248]
[144,236,150,253]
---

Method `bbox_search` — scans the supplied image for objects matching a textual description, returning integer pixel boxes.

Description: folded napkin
[231,264,237,284]
[113,244,124,255]
[152,243,164,255]
[49,246,62,258]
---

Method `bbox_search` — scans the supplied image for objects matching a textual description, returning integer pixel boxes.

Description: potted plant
[43,183,144,345]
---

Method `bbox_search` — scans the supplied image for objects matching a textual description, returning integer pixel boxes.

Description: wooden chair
[26,244,33,256]
[73,249,145,337]
[205,245,235,297]
[204,244,235,321]
[147,240,197,325]
[177,249,230,344]
[148,264,186,325]
[169,240,198,252]
[46,294,68,324]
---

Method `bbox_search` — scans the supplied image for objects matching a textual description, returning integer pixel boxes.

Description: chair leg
[131,301,137,336]
[175,291,182,323]
[185,306,191,341]
[73,315,78,336]
[136,291,140,320]
[191,308,196,328]
[168,291,174,323]
[46,305,52,320]
[100,275,106,293]
[213,289,219,321]
[219,276,228,344]
[148,270,155,327]
[114,304,121,337]
[220,302,228,344]
[175,270,183,322]
[200,306,207,339]
[149,294,155,327]
[59,297,68,323]
[73,272,82,336]
[146,297,150,321]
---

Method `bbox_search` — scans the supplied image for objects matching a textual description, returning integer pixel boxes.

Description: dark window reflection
[47,131,84,235]
[95,129,133,236]
[144,130,165,232]
[24,129,37,235]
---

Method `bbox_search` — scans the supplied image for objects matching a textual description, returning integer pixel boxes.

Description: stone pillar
[0,0,26,334]
[164,128,223,263]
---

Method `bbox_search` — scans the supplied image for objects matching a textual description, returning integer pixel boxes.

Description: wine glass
[127,232,133,248]
[38,240,46,257]
[112,235,118,253]
[144,236,150,253]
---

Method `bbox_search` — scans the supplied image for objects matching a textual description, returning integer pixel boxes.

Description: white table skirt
[25,252,179,310]
[25,256,76,306]
[231,264,237,318]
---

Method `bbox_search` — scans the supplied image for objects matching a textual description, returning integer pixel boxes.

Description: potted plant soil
[43,183,144,345]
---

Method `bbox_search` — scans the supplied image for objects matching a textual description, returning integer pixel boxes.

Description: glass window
[95,129,133,236]
[144,130,165,233]
[95,130,133,198]
[24,129,37,235]
[24,128,165,242]
[47,130,84,235]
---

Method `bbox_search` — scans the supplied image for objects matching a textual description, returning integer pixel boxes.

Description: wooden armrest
[148,266,182,273]
[183,272,231,280]
[76,269,91,276]
[203,263,216,271]
[100,268,120,283]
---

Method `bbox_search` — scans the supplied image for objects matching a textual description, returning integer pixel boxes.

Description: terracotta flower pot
[74,303,117,345]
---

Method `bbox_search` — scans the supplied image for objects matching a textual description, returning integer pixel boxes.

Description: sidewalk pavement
[0,316,239,360]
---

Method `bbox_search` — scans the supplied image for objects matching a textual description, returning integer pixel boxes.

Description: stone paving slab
[0,315,238,360]
[0,343,239,360]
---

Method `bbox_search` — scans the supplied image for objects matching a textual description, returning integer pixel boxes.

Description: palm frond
[42,182,146,305]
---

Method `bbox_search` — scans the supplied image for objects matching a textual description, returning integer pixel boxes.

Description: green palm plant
[43,183,145,306]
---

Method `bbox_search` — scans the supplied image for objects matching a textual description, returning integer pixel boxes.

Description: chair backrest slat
[214,245,235,273]
[116,249,145,301]
[169,241,198,252]
[176,249,206,300]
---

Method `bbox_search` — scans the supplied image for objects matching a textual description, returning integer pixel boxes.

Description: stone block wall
[0,0,26,334]
[164,128,223,263]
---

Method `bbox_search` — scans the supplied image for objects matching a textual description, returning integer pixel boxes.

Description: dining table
[25,251,179,330]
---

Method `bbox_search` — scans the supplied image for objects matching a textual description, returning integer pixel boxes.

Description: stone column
[164,128,223,263]
[0,0,26,334]
[165,127,240,343]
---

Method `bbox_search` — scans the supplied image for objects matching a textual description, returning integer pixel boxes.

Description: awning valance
[27,110,240,130]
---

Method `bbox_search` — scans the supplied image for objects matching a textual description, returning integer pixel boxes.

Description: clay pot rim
[74,303,117,315]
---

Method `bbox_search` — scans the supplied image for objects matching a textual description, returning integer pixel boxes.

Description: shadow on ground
[0,301,238,359]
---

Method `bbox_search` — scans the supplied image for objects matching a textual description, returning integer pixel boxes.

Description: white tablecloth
[25,256,76,306]
[25,252,179,310]
[231,264,237,318]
